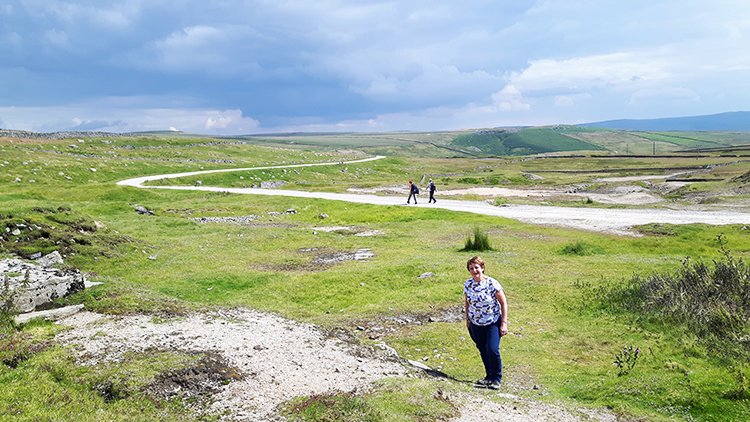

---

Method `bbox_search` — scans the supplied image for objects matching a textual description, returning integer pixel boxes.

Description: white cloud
[553,96,575,108]
[507,52,670,93]
[490,85,531,111]
[0,103,260,135]
[160,25,224,50]
[125,24,265,75]
[205,116,231,130]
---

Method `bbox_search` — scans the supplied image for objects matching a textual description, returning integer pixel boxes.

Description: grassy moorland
[2,131,750,421]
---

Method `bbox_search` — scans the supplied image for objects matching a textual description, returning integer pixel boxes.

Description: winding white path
[117,156,750,236]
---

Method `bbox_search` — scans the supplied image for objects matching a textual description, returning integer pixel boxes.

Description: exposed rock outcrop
[1,253,88,313]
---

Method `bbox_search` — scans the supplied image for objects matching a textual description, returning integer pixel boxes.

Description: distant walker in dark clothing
[427,178,437,203]
[407,180,419,204]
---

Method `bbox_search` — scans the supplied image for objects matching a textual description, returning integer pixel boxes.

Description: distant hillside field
[450,126,606,156]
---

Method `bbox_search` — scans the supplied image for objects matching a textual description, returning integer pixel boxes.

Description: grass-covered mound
[0,207,137,261]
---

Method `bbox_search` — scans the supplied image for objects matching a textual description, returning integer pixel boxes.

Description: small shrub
[613,346,641,376]
[460,228,493,252]
[1,274,21,316]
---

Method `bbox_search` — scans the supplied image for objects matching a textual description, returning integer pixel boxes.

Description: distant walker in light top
[427,178,437,203]
[464,256,508,390]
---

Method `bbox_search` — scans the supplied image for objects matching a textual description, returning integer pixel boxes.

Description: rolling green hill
[450,126,606,156]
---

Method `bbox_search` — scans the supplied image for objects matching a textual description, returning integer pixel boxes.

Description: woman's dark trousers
[469,318,503,382]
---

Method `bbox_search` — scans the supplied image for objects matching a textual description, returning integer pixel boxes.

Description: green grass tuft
[560,241,602,256]
[460,228,493,252]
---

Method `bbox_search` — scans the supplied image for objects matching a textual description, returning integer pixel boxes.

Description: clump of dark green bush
[594,235,750,360]
[460,228,493,252]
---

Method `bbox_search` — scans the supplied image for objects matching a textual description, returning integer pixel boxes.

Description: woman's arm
[464,294,471,329]
[495,290,508,336]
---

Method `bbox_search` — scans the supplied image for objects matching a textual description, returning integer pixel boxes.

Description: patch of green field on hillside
[450,126,606,156]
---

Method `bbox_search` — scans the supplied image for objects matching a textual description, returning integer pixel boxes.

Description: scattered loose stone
[14,304,85,324]
[36,251,64,267]
[134,205,154,215]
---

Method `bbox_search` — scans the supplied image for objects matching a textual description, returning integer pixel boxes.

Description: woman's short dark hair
[467,256,485,270]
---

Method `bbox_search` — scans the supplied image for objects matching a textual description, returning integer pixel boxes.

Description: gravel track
[118,156,750,237]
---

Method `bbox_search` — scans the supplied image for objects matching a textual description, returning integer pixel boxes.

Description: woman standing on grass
[464,256,508,390]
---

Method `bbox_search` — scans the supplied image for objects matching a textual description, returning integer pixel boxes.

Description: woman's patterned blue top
[464,276,503,326]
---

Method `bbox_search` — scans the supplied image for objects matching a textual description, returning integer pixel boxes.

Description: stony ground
[55,308,619,422]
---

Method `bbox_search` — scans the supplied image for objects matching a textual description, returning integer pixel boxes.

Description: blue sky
[1,0,748,135]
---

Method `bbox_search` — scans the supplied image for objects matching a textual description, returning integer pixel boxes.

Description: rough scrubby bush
[597,236,750,359]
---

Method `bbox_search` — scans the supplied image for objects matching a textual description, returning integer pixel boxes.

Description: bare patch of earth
[56,308,618,422]
[145,352,242,405]
[348,181,676,206]
[437,185,666,205]
[56,309,410,421]
[307,225,386,236]
[254,247,375,272]
[347,184,410,195]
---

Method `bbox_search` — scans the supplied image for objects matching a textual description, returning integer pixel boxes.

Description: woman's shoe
[474,378,490,387]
